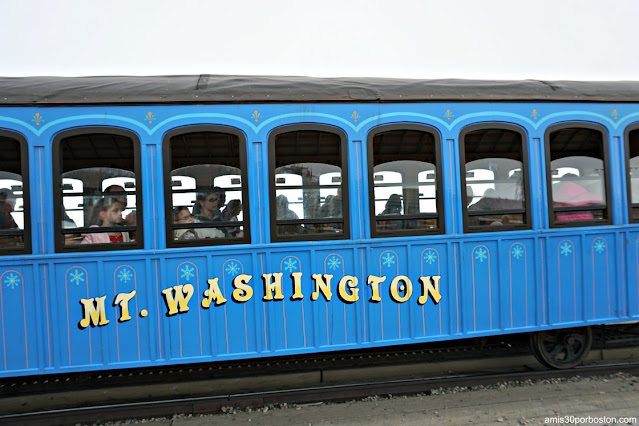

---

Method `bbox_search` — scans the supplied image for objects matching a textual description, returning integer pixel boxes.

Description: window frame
[162,125,251,248]
[459,123,532,233]
[52,127,144,252]
[367,123,444,238]
[0,129,31,255]
[268,124,350,243]
[545,122,612,228]
[624,123,639,224]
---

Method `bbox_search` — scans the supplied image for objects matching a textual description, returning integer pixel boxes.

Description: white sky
[1,0,638,80]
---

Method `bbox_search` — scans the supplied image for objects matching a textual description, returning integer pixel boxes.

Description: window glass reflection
[548,127,607,224]
[462,128,528,229]
[370,129,440,235]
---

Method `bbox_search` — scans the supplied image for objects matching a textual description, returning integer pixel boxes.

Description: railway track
[2,325,639,425]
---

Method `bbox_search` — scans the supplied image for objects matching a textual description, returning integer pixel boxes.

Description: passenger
[194,189,224,222]
[81,197,130,244]
[193,189,227,238]
[105,184,136,226]
[0,188,17,229]
[276,194,301,235]
[482,188,496,200]
[379,194,403,230]
[319,195,334,218]
[554,174,603,221]
[466,185,474,207]
[468,193,523,226]
[381,194,402,215]
[173,206,199,240]
[331,188,343,218]
[62,211,77,228]
[221,199,242,237]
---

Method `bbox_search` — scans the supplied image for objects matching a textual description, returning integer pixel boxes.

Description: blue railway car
[0,75,638,377]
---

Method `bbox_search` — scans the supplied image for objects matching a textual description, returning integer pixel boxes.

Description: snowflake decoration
[382,253,395,267]
[327,256,341,271]
[283,258,298,273]
[474,248,487,262]
[69,269,85,286]
[423,250,437,265]
[3,273,20,290]
[594,239,606,254]
[225,261,241,277]
[117,268,132,283]
[560,242,572,257]
[511,245,524,260]
[180,264,195,282]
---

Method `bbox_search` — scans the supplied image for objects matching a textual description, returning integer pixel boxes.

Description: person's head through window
[382,194,402,215]
[466,185,474,207]
[105,185,127,210]
[195,189,224,221]
[0,188,17,229]
[223,199,242,221]
[82,197,128,244]
[174,206,194,224]
[173,206,198,240]
[92,197,123,227]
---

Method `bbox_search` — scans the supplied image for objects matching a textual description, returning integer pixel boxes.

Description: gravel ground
[98,372,639,425]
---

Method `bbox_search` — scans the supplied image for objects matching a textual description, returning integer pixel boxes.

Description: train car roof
[1,75,639,105]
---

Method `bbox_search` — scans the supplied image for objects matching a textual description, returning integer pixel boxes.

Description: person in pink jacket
[81,197,130,244]
[554,174,603,222]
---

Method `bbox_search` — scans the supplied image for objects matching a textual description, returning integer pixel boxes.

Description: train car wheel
[529,327,592,369]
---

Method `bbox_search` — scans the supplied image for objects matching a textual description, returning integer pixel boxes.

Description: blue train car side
[0,76,638,377]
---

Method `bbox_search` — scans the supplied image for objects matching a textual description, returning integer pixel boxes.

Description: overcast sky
[1,0,638,80]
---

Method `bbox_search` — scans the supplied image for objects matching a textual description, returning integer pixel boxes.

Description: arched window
[367,124,443,237]
[163,126,250,246]
[624,123,639,222]
[545,123,611,227]
[459,124,531,232]
[52,128,143,251]
[0,130,30,254]
[269,125,349,242]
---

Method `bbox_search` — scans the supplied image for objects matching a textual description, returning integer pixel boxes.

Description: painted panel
[367,246,412,343]
[264,252,314,351]
[500,239,536,330]
[547,238,583,325]
[414,244,448,338]
[462,242,499,333]
[626,232,639,319]
[214,255,256,355]
[315,249,358,347]
[106,261,150,364]
[584,235,618,320]
[0,267,36,372]
[163,257,208,360]
[56,263,102,367]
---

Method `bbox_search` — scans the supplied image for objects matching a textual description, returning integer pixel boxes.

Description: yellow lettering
[291,272,304,300]
[161,284,194,316]
[232,274,253,303]
[311,274,333,301]
[337,275,359,303]
[389,275,412,303]
[201,278,227,308]
[417,275,442,305]
[79,296,110,329]
[367,275,385,302]
[113,290,136,322]
[262,273,284,301]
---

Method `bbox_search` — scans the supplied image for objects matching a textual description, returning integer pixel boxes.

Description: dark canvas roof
[1,75,639,105]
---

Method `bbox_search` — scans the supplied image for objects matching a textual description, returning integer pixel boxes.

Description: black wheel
[530,327,592,369]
